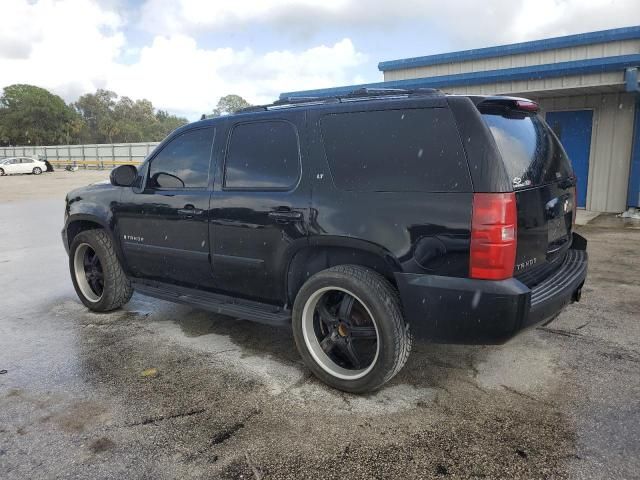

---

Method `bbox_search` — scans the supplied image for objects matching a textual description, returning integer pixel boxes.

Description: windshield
[482,113,573,189]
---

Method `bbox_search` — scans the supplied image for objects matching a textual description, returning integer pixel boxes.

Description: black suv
[63,88,588,393]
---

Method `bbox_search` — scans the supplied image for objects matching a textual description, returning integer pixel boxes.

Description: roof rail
[273,96,325,104]
[268,97,340,110]
[236,105,268,113]
[346,87,409,97]
[234,87,443,115]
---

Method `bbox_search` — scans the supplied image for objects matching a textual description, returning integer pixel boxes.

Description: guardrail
[0,142,160,169]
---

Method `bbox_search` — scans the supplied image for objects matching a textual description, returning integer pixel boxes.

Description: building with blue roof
[284,26,640,213]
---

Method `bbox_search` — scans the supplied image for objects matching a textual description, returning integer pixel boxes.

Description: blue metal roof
[378,25,640,72]
[281,54,640,99]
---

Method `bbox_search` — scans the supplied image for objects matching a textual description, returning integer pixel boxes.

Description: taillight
[470,193,517,280]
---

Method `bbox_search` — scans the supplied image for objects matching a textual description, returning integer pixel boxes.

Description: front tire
[69,229,133,312]
[0,168,4,176]
[32,167,42,175]
[292,265,412,393]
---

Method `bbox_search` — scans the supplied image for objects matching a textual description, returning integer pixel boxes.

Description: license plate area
[548,216,569,245]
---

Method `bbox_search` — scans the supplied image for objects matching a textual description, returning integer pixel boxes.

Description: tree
[0,84,188,146]
[211,94,252,117]
[74,89,118,143]
[74,90,187,143]
[0,84,77,146]
[155,110,188,139]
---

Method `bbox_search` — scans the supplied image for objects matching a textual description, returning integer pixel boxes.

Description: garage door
[546,110,593,208]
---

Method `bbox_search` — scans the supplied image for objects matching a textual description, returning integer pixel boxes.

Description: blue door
[546,110,593,208]
[627,100,640,208]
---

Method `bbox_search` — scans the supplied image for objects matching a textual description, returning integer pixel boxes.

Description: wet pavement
[1,177,639,479]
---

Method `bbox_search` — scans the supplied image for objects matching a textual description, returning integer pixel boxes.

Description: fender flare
[285,236,403,304]
[64,213,129,274]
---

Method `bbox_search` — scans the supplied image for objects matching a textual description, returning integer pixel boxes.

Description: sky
[1,0,639,120]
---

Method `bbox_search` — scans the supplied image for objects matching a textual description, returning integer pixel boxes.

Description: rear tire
[32,167,42,175]
[292,265,412,393]
[0,168,4,176]
[69,229,133,312]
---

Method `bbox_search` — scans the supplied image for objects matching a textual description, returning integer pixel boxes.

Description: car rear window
[481,113,573,189]
[320,108,471,193]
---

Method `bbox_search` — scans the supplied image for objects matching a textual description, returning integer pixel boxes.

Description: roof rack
[236,105,269,113]
[235,87,442,114]
[273,96,325,104]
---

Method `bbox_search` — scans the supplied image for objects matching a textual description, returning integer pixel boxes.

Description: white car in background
[0,157,48,176]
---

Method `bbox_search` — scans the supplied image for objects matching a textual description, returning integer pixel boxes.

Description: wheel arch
[286,238,402,305]
[65,214,129,273]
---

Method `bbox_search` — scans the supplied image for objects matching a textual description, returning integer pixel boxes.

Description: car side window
[21,158,33,163]
[223,121,300,190]
[147,127,214,190]
[321,108,471,193]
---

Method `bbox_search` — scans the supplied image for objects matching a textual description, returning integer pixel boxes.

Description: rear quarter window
[320,108,471,193]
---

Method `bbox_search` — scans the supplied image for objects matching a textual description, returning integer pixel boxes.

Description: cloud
[137,0,640,47]
[1,0,638,122]
[139,0,640,51]
[509,0,638,42]
[138,0,352,34]
[108,36,367,118]
[0,0,125,99]
[0,1,366,119]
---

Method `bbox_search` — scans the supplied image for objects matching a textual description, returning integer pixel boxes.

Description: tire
[32,167,42,175]
[292,265,412,393]
[69,229,133,312]
[0,168,4,176]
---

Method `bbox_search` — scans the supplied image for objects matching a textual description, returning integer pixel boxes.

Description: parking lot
[0,170,639,479]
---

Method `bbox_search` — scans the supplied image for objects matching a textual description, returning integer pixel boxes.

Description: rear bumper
[395,233,588,343]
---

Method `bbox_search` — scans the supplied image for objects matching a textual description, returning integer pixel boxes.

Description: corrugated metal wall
[422,72,625,97]
[0,142,159,168]
[535,93,636,213]
[383,39,640,80]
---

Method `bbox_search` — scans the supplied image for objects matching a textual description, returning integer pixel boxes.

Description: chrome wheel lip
[301,286,380,381]
[73,243,103,303]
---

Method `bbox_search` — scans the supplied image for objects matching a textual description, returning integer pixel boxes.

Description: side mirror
[110,165,138,187]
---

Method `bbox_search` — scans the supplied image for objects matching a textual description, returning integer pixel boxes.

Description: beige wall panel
[382,39,640,81]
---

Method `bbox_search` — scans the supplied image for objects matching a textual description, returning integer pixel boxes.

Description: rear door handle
[178,205,204,218]
[268,209,304,223]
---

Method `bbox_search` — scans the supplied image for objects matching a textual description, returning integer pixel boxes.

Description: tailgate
[480,102,576,285]
[514,180,576,285]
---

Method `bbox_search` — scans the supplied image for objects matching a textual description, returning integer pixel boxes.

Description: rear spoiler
[470,96,539,114]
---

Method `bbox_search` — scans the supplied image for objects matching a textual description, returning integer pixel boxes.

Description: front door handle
[268,209,304,223]
[177,204,204,218]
